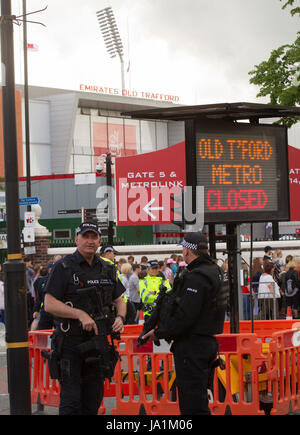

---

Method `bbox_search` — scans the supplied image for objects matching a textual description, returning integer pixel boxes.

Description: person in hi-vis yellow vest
[100,245,135,323]
[139,259,171,319]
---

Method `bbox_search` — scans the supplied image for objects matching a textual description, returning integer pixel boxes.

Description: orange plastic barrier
[210,333,268,415]
[223,320,298,336]
[267,328,300,415]
[28,321,300,415]
[112,333,178,415]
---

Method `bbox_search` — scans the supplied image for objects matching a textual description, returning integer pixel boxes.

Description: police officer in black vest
[142,232,226,415]
[44,222,126,415]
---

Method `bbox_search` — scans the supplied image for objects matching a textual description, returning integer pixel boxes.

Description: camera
[96,162,104,174]
[95,154,107,174]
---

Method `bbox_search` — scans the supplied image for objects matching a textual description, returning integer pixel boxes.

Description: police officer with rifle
[140,232,227,415]
[44,222,126,415]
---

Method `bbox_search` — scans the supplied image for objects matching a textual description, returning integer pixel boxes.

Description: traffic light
[171,189,185,229]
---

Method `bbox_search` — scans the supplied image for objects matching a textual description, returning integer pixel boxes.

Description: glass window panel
[140,120,156,153]
[73,114,91,150]
[107,117,124,158]
[124,118,140,156]
[91,115,108,172]
[168,120,185,146]
[156,121,168,150]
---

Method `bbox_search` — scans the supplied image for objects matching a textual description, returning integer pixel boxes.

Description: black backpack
[286,269,298,296]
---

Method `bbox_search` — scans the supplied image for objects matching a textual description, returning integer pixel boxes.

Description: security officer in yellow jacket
[100,245,136,324]
[100,246,120,275]
[139,259,171,319]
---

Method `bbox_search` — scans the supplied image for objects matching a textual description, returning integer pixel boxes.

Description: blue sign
[19,197,39,206]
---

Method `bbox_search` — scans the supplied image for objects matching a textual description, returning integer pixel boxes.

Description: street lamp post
[22,0,32,210]
[96,7,125,90]
[0,0,31,415]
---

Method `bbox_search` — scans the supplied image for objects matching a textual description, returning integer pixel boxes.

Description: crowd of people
[0,243,299,329]
[96,249,187,325]
[220,245,300,321]
[0,250,188,330]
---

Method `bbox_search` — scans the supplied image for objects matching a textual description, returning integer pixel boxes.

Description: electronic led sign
[186,120,290,224]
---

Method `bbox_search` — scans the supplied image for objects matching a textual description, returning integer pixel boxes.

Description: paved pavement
[0,352,57,415]
[0,351,118,415]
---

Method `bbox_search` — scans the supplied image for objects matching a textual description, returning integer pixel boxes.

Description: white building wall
[48,93,78,174]
[22,99,52,176]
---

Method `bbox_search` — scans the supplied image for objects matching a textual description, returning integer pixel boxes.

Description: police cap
[180,232,208,251]
[147,260,159,268]
[100,245,119,255]
[76,222,102,237]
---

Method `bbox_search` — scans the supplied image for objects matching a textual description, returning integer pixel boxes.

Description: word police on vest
[76,222,102,236]
[187,287,198,294]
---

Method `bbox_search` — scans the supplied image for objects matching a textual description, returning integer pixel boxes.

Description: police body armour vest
[59,254,117,335]
[157,261,226,338]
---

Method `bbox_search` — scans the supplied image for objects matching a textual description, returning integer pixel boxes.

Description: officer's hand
[78,310,98,335]
[141,329,157,342]
[112,316,124,333]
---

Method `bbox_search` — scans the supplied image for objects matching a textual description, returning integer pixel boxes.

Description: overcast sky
[10,0,300,105]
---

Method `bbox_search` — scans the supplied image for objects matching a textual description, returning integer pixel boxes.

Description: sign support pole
[208,224,216,259]
[22,0,31,212]
[226,223,240,334]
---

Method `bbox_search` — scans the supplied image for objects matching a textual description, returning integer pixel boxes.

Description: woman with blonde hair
[120,262,132,299]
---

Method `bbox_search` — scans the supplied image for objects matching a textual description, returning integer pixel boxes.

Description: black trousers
[58,336,104,415]
[172,335,218,415]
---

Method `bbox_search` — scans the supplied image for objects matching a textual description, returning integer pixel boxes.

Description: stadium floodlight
[96,6,125,90]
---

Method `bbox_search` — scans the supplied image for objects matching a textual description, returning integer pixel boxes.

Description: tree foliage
[280,0,300,17]
[248,0,300,127]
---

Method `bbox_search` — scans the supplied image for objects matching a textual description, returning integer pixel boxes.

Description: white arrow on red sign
[143,198,164,219]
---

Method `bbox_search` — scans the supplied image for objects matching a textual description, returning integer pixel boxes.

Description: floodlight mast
[96,6,125,90]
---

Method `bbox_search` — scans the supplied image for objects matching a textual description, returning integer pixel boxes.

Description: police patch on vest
[187,287,198,294]
[87,279,100,285]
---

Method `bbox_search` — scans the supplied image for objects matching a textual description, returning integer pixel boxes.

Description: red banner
[115,142,186,226]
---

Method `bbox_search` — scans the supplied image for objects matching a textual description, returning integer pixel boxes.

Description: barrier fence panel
[28,322,300,415]
[267,328,300,415]
[112,334,179,415]
[29,330,60,408]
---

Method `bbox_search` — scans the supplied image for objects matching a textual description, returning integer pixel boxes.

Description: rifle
[75,286,120,380]
[137,283,169,347]
[42,286,120,381]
